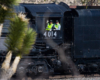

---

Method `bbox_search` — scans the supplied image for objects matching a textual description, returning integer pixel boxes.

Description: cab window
[45,17,61,31]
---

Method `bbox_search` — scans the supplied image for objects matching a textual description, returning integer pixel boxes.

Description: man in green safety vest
[54,20,61,30]
[46,20,54,31]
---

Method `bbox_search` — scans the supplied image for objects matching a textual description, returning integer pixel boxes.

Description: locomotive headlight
[38,66,43,72]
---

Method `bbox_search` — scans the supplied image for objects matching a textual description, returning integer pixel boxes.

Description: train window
[45,18,61,31]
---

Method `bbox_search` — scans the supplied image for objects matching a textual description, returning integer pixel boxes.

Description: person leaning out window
[54,20,61,30]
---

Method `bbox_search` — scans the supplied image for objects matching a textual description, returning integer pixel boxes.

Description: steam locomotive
[1,2,100,78]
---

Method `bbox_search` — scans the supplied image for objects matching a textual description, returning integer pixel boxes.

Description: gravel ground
[13,77,100,80]
[52,78,100,80]
[20,0,100,6]
[53,78,100,80]
[10,76,100,80]
[49,76,100,80]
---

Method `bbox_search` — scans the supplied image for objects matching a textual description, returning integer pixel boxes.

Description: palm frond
[19,28,37,56]
[5,13,37,57]
[5,15,28,51]
[0,6,10,23]
[0,0,20,7]
[0,0,20,23]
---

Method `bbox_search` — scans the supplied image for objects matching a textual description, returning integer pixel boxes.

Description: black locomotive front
[14,3,71,77]
[22,3,71,54]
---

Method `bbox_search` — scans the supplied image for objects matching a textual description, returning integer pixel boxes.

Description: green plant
[0,0,20,23]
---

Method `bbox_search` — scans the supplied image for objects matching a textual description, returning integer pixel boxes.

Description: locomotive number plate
[43,31,57,37]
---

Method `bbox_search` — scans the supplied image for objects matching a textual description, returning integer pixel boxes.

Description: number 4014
[43,31,57,37]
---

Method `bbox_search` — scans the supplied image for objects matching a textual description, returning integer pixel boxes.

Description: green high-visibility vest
[55,23,60,29]
[46,23,53,30]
